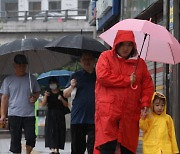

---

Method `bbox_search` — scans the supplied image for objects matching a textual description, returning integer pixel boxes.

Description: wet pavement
[0,130,142,154]
[0,131,71,154]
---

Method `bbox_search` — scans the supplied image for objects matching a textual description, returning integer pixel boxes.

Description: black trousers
[71,124,95,154]
[8,116,36,153]
[100,140,134,154]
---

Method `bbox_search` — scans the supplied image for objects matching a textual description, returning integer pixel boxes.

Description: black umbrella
[45,34,108,58]
[0,38,72,74]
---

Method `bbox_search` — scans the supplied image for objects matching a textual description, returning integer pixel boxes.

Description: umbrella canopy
[0,38,73,74]
[45,34,108,58]
[99,19,180,65]
[37,70,74,88]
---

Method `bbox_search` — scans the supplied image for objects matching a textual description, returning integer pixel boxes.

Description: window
[5,2,18,20]
[78,0,90,15]
[29,2,41,16]
[49,1,61,11]
[78,0,90,9]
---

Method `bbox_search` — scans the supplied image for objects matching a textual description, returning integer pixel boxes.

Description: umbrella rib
[49,50,73,68]
[144,35,151,61]
[168,43,175,64]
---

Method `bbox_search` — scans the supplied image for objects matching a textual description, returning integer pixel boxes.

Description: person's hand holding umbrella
[44,91,50,97]
[70,79,77,89]
[29,93,40,104]
[58,95,63,101]
[63,79,77,99]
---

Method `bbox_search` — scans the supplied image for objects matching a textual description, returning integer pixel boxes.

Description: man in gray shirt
[0,54,40,154]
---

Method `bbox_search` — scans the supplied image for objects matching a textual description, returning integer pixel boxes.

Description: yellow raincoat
[139,92,179,154]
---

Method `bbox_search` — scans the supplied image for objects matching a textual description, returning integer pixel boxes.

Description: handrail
[0,9,88,22]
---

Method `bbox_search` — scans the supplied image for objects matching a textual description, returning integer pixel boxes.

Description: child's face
[153,99,165,115]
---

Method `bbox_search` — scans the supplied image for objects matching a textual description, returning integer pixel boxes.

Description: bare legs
[26,145,33,154]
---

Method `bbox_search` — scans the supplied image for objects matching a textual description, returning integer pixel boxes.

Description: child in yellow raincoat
[139,92,179,154]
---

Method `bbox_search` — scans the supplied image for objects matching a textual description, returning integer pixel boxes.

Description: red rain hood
[113,30,137,56]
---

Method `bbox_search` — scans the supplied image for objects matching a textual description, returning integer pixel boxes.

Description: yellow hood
[151,92,166,116]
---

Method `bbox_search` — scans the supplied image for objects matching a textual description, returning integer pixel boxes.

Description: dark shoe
[50,152,55,154]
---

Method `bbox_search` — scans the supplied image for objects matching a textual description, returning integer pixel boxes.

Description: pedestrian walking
[0,54,40,154]
[94,30,154,154]
[63,52,96,154]
[41,77,69,154]
[139,92,179,154]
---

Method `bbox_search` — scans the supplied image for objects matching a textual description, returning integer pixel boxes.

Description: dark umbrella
[37,70,74,88]
[0,38,73,74]
[45,34,108,58]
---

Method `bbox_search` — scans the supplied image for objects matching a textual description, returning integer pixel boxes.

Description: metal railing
[0,9,88,22]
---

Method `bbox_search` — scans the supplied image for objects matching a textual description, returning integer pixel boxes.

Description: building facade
[0,0,90,20]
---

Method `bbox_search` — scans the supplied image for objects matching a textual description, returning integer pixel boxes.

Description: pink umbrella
[99,18,180,65]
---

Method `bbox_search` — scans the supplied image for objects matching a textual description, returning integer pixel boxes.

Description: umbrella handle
[131,84,138,90]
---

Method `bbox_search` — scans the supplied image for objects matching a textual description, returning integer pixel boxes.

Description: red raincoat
[94,31,154,153]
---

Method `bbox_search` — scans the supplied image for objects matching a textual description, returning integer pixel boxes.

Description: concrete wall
[19,0,28,11]
[0,20,95,44]
[0,31,94,45]
[62,0,78,12]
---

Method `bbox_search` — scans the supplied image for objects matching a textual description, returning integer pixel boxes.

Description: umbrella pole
[131,33,148,90]
[28,69,33,94]
[27,61,33,95]
[134,33,148,74]
[75,60,79,71]
[25,54,33,95]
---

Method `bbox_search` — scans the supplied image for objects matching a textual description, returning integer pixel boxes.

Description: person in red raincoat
[94,30,154,154]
